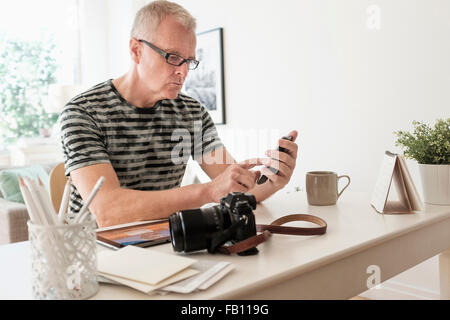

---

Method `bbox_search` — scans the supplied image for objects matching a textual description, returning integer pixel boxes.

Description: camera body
[169,192,259,256]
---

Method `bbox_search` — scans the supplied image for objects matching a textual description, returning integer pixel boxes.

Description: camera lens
[169,206,230,253]
[168,212,185,252]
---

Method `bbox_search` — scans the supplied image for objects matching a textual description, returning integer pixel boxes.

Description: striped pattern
[59,80,223,215]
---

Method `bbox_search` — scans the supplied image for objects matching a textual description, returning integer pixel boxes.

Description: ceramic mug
[306,171,351,206]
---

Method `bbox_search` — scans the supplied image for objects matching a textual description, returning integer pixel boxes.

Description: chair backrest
[49,163,67,212]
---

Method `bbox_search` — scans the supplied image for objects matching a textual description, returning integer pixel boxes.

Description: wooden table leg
[440,249,450,300]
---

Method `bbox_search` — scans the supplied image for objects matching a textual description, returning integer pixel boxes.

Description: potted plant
[395,119,450,205]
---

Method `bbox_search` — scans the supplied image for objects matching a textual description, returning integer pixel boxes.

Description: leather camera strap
[218,214,327,255]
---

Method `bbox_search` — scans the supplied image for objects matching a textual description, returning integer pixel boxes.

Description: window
[0,0,80,148]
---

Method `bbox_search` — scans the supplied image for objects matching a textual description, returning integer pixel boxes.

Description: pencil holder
[27,220,99,300]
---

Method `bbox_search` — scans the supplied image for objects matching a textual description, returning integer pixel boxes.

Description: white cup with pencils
[20,176,104,300]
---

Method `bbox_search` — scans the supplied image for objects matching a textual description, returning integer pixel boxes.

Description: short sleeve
[191,105,224,162]
[59,106,111,176]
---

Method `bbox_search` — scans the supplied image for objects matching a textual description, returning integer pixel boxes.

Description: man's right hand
[205,161,262,203]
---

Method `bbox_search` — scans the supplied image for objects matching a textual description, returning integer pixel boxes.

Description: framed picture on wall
[183,27,226,125]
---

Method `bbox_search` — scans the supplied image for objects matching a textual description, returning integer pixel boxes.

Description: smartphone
[257,135,293,185]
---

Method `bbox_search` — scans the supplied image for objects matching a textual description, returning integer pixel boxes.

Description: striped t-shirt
[59,79,223,215]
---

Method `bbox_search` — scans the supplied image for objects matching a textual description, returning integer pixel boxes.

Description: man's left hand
[259,130,299,190]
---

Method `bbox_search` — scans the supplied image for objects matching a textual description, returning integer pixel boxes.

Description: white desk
[1,191,449,300]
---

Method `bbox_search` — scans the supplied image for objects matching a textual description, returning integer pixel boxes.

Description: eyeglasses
[138,39,200,70]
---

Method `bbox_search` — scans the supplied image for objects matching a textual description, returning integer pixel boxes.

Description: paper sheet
[97,245,196,285]
[371,152,396,213]
[371,152,423,214]
[98,268,199,294]
[160,260,232,294]
[198,264,235,290]
[398,156,424,211]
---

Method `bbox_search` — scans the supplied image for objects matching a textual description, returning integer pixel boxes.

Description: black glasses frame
[138,39,200,70]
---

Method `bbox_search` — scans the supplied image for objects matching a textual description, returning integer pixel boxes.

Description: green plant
[0,34,58,146]
[394,119,450,165]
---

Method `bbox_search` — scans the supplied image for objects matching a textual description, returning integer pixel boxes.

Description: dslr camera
[169,192,259,256]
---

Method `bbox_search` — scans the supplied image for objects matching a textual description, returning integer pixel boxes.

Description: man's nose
[174,62,189,77]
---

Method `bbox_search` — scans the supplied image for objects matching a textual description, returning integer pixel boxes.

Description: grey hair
[131,1,197,41]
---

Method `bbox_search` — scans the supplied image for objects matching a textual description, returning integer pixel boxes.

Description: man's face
[137,16,197,101]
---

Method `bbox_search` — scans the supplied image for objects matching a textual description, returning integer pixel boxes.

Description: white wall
[79,0,134,86]
[83,0,449,298]
[78,0,108,86]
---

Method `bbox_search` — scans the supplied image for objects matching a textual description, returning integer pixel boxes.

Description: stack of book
[97,246,234,295]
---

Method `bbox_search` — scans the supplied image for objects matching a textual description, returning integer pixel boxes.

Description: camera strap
[217,214,327,255]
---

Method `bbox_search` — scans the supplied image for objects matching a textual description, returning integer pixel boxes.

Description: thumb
[287,130,299,142]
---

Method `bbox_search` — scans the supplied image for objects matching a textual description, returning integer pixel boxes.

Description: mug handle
[337,175,351,199]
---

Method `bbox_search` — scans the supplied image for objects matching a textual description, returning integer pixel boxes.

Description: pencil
[74,176,105,224]
[58,177,72,224]
[23,177,52,226]
[18,177,42,225]
[22,178,70,269]
[37,177,59,225]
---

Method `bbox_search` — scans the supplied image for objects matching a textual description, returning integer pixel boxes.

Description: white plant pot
[419,164,450,205]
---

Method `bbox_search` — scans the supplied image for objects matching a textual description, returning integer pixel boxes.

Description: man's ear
[130,38,142,64]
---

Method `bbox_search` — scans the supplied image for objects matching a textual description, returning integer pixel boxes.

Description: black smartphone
[257,135,293,185]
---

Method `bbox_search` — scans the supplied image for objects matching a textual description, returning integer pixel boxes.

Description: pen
[74,176,105,224]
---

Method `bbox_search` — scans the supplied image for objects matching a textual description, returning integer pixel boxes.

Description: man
[59,0,298,228]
